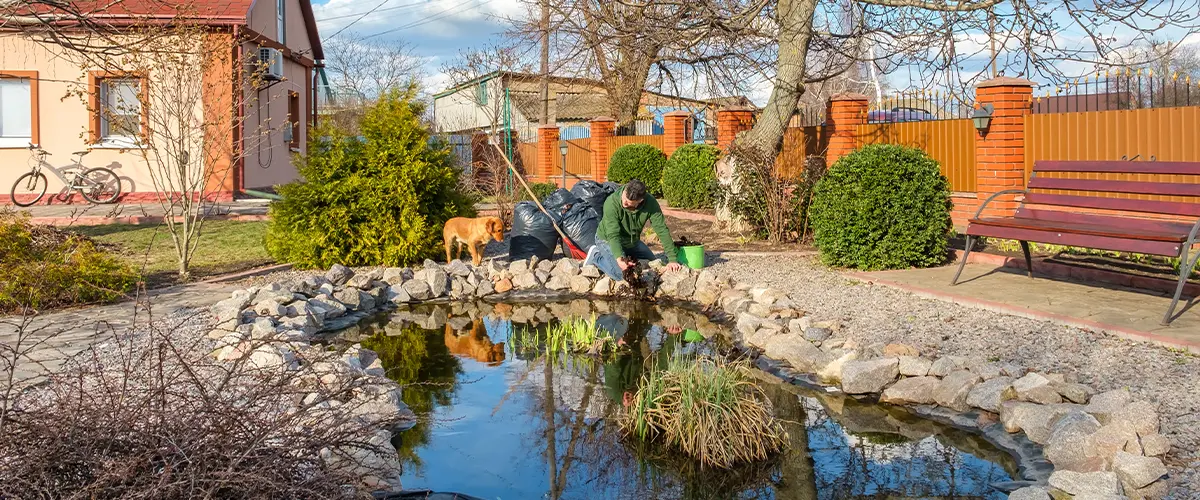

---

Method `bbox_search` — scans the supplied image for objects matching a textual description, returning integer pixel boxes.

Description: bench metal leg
[951,235,974,285]
[1019,240,1034,279]
[1163,244,1200,326]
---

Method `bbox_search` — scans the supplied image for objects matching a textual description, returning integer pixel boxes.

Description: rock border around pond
[207,257,1172,499]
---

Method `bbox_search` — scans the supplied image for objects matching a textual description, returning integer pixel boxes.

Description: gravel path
[709,253,1200,498]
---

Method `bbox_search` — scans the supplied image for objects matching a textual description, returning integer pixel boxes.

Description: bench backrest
[1026,161,1200,218]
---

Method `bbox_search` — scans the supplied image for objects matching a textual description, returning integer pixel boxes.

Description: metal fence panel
[855,119,978,192]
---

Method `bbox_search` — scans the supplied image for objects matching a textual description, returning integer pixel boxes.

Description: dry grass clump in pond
[510,316,612,356]
[622,357,787,469]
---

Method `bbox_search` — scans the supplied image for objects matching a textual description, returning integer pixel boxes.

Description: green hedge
[266,88,476,268]
[808,144,952,270]
[662,144,720,209]
[0,211,136,312]
[607,143,667,196]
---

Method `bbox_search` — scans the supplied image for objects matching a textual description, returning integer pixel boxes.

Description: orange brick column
[716,106,754,150]
[663,110,691,157]
[974,77,1034,219]
[824,93,868,165]
[589,117,616,181]
[536,125,560,183]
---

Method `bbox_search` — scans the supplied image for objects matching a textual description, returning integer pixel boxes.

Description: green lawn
[69,220,275,287]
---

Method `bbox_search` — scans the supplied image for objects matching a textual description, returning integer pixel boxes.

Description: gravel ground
[709,253,1200,498]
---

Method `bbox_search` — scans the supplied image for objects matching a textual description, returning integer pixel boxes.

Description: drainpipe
[242,188,282,201]
[234,25,247,195]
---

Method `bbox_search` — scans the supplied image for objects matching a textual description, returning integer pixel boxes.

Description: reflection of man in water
[443,320,506,365]
[598,314,692,407]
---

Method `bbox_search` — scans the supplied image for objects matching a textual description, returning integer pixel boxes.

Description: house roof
[510,91,614,121]
[31,0,324,60]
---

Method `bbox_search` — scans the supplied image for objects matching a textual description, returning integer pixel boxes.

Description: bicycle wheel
[10,172,47,207]
[78,167,121,204]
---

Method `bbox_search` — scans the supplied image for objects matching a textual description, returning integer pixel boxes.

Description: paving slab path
[0,282,235,386]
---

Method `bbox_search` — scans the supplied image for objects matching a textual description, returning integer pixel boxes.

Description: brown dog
[443,216,505,266]
[444,320,506,365]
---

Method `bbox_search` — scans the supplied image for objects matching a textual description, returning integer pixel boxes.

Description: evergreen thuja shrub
[808,144,952,270]
[662,144,720,209]
[607,143,667,196]
[266,88,476,268]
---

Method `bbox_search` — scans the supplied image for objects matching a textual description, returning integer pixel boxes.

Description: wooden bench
[952,160,1200,325]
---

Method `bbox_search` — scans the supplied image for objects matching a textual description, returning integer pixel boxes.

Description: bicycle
[9,144,122,207]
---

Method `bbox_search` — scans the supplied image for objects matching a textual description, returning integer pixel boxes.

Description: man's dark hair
[624,179,646,201]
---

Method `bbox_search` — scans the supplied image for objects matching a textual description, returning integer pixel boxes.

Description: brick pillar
[589,116,616,181]
[716,106,754,150]
[974,77,1034,219]
[824,93,869,165]
[536,125,560,182]
[663,110,691,157]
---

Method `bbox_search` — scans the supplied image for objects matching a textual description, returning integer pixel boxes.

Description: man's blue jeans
[590,236,660,281]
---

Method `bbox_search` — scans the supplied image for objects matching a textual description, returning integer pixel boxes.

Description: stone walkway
[0,282,235,386]
[5,200,270,226]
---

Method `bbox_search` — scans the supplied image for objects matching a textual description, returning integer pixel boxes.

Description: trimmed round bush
[662,144,720,209]
[607,143,667,196]
[808,144,952,270]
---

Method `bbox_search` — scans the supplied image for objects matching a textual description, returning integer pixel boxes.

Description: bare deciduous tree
[323,32,424,130]
[439,44,535,135]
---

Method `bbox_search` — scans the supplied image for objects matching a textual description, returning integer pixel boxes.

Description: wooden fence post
[974,77,1034,219]
[825,93,869,164]
[716,106,754,151]
[663,110,691,157]
[536,125,560,184]
[589,116,616,181]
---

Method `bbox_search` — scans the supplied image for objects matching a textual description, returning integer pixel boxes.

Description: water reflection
[342,301,1015,500]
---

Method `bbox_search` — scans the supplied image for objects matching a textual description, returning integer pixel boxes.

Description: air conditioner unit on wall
[258,47,284,81]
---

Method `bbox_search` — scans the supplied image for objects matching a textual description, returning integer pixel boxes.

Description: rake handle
[492,144,576,245]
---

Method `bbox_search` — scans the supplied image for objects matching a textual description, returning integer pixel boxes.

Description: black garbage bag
[570,180,615,212]
[510,201,560,260]
[541,188,579,215]
[557,203,601,255]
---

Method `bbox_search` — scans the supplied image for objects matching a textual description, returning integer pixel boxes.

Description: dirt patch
[645,216,814,253]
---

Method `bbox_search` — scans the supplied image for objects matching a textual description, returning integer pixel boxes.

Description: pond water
[335,300,1018,500]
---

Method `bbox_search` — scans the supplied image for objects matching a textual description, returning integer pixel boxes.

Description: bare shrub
[0,307,411,498]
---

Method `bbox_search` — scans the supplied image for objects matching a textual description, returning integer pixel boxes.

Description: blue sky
[310,0,1200,106]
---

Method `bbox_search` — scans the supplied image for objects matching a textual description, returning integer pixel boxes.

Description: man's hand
[618,257,635,271]
[665,325,683,335]
[665,262,684,272]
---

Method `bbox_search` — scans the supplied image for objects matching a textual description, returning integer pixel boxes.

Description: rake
[492,144,588,260]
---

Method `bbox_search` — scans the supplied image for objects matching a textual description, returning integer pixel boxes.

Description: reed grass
[622,357,787,469]
[509,316,613,357]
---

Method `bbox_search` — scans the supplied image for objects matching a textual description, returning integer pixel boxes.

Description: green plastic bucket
[683,329,704,343]
[677,245,705,269]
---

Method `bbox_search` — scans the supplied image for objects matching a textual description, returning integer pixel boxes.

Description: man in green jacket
[587,179,683,280]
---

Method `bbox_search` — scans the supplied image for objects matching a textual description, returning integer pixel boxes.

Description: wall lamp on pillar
[972,104,994,135]
[559,142,569,187]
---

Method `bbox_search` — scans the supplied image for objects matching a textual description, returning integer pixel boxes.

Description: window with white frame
[277,0,286,44]
[0,77,31,147]
[99,78,141,143]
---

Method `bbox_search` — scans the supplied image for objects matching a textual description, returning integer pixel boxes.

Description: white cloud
[314,0,526,41]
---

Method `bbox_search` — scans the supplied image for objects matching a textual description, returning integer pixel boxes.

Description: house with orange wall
[0,0,323,204]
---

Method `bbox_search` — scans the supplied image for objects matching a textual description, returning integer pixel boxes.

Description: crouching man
[586,179,683,280]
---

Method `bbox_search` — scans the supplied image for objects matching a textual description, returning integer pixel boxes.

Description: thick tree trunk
[716,0,818,230]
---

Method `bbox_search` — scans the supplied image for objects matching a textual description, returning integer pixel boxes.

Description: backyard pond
[333,300,1020,500]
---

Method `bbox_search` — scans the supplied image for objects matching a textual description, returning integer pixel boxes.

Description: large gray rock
[552,258,580,278]
[381,267,410,285]
[928,356,967,377]
[535,258,554,273]
[357,290,377,312]
[1054,382,1096,404]
[249,317,278,339]
[534,270,551,285]
[387,284,412,304]
[334,288,363,310]
[325,264,354,285]
[965,376,1014,413]
[970,362,1007,380]
[736,313,763,338]
[841,358,899,394]
[475,279,494,297]
[1110,400,1160,436]
[1008,486,1051,500]
[512,271,541,289]
[659,269,698,298]
[254,299,287,317]
[423,268,450,297]
[545,274,571,290]
[693,270,727,305]
[508,259,529,274]
[1045,410,1105,472]
[898,356,932,377]
[1001,402,1083,444]
[593,276,614,295]
[1013,372,1063,404]
[1112,452,1167,490]
[1137,434,1171,457]
[1049,470,1123,497]
[750,287,787,305]
[247,344,298,371]
[344,273,376,290]
[252,283,296,305]
[446,259,472,277]
[804,327,833,343]
[308,296,347,319]
[401,278,433,301]
[764,334,832,373]
[569,275,593,294]
[747,326,784,349]
[933,370,982,411]
[294,275,329,296]
[880,376,940,405]
[580,264,602,278]
[1085,389,1132,423]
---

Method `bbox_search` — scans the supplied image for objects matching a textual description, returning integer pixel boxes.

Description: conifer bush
[266,89,476,268]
